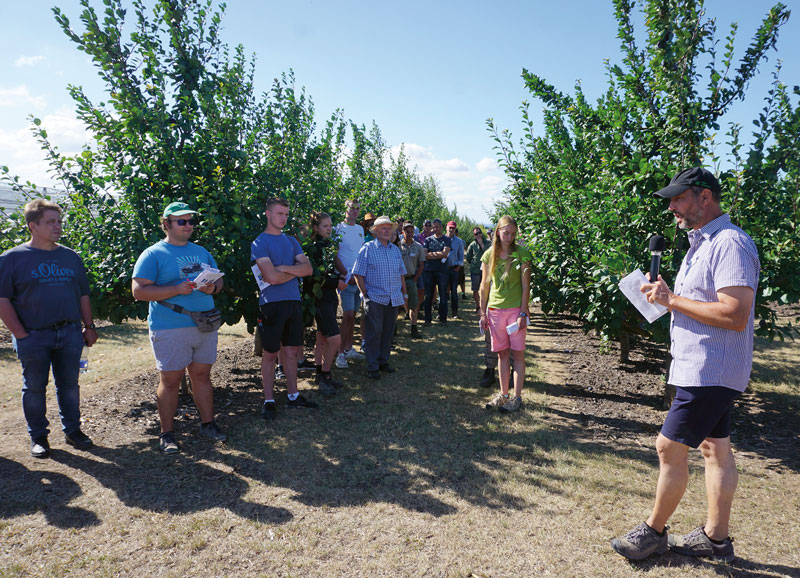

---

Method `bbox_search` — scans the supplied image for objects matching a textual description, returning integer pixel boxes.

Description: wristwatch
[85,323,97,330]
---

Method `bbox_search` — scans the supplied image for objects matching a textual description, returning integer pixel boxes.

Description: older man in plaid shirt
[352,216,408,379]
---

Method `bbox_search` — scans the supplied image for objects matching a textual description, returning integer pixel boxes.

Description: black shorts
[258,301,304,353]
[660,385,741,448]
[315,295,340,338]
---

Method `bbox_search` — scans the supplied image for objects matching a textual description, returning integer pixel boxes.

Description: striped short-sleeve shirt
[669,214,760,392]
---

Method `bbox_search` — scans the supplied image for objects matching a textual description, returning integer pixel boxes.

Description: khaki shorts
[405,278,420,309]
[149,326,218,371]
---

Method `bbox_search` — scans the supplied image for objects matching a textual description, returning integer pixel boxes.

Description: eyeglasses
[170,218,198,226]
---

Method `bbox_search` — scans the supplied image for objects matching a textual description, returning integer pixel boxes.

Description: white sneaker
[335,353,349,369]
[344,348,365,360]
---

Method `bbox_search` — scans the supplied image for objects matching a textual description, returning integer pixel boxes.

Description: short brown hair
[265,197,290,210]
[24,198,62,226]
[345,198,360,208]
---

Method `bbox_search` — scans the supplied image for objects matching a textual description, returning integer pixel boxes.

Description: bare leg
[322,334,341,372]
[187,362,214,423]
[511,349,525,398]
[261,350,278,401]
[700,437,738,540]
[340,310,355,353]
[314,331,324,365]
[282,345,300,395]
[472,290,480,311]
[497,349,511,396]
[157,369,185,433]
[646,433,690,533]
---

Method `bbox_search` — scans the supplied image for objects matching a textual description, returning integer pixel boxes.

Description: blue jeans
[13,324,84,440]
[423,269,449,322]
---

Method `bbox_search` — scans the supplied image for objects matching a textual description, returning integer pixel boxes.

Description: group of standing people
[0,166,762,564]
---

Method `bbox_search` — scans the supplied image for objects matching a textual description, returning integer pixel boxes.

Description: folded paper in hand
[619,269,668,323]
[192,263,225,287]
[251,262,271,292]
[505,316,529,335]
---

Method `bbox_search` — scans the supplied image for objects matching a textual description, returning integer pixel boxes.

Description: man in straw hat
[351,216,408,379]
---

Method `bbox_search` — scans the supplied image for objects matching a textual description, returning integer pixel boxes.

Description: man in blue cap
[612,167,760,563]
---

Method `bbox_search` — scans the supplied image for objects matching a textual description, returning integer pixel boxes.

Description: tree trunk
[619,331,630,363]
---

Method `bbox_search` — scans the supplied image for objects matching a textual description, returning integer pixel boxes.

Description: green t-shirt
[480,245,532,309]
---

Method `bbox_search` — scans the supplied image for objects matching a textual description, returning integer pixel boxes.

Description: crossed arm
[256,253,312,285]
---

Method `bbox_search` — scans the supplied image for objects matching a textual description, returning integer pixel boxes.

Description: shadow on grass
[48,444,293,524]
[629,550,800,578]
[0,456,100,528]
[4,308,797,531]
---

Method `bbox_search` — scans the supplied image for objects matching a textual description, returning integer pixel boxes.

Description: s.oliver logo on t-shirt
[30,262,76,283]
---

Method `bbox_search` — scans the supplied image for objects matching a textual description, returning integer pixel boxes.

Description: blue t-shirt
[423,234,452,273]
[132,240,218,330]
[251,232,303,304]
[0,244,90,330]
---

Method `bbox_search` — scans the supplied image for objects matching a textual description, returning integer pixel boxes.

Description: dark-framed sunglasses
[170,218,198,226]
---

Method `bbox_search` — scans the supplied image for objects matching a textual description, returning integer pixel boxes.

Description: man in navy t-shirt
[0,199,97,458]
[251,197,316,420]
[422,218,452,324]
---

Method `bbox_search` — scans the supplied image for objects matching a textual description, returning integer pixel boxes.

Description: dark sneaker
[261,401,277,421]
[320,372,343,389]
[423,320,432,327]
[297,358,315,373]
[367,370,381,379]
[410,325,421,339]
[318,374,337,396]
[379,364,396,373]
[159,432,180,454]
[668,526,734,562]
[274,365,286,381]
[30,436,51,458]
[65,429,94,450]
[287,395,318,409]
[611,522,668,561]
[499,396,523,413]
[479,367,497,388]
[453,312,460,319]
[199,421,227,442]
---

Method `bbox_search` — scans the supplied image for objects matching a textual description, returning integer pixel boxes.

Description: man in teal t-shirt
[132,202,226,454]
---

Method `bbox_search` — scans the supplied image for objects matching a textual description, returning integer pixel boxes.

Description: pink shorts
[487,307,527,352]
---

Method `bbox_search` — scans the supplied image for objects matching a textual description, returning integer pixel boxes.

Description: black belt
[32,320,79,331]
[405,275,415,279]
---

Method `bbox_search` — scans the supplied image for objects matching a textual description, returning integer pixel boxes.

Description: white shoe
[335,353,349,369]
[344,348,365,360]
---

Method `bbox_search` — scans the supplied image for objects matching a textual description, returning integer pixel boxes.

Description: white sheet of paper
[251,262,270,292]
[192,263,225,287]
[619,269,668,323]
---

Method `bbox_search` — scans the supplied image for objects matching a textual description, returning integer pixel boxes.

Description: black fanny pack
[158,301,222,333]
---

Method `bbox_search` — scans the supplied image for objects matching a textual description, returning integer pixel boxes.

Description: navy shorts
[315,296,340,338]
[258,301,304,353]
[470,272,482,292]
[660,386,741,448]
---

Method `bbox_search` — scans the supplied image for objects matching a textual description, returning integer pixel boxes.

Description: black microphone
[649,235,666,282]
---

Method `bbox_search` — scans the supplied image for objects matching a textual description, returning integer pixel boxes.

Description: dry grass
[0,312,799,577]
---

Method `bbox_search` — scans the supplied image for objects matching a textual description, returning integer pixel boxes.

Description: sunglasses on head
[170,218,198,226]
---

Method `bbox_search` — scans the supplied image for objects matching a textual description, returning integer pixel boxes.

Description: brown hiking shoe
[499,396,522,413]
[485,393,509,409]
[668,526,734,562]
[611,522,668,561]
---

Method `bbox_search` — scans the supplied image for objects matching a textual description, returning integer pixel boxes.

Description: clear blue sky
[1,1,797,222]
